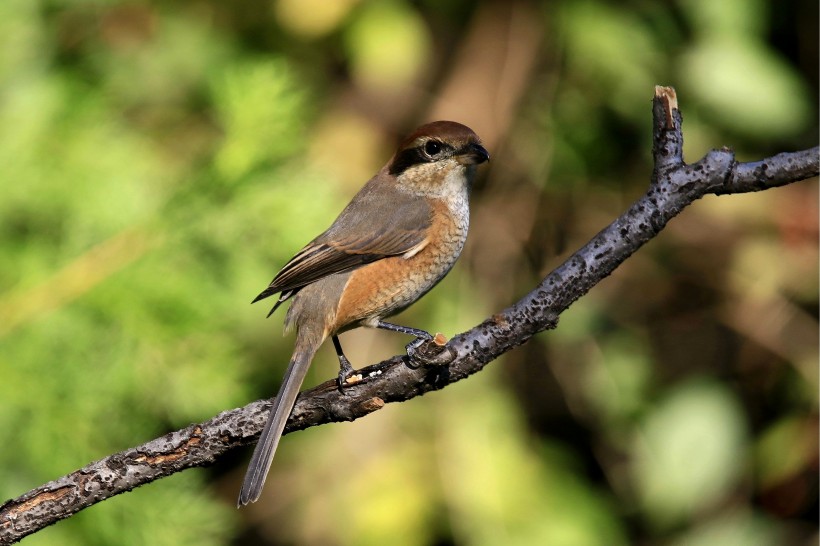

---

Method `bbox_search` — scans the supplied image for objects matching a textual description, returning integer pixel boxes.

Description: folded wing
[254,177,432,315]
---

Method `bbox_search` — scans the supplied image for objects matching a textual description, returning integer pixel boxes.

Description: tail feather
[237,345,317,506]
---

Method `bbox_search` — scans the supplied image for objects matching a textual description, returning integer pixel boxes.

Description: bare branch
[1,86,817,544]
[723,147,820,193]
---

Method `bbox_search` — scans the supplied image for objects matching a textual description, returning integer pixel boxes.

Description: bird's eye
[424,140,442,157]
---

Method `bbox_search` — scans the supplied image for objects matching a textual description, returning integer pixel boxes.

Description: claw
[336,355,362,391]
[406,333,456,366]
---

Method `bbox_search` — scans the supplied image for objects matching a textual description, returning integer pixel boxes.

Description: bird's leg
[376,321,431,352]
[332,335,360,390]
[376,321,453,365]
[375,321,432,338]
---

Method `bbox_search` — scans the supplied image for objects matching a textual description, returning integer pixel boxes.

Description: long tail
[237,339,320,506]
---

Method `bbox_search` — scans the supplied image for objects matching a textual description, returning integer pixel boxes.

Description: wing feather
[253,175,432,311]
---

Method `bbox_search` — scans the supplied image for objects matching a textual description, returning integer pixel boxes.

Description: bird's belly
[333,197,468,331]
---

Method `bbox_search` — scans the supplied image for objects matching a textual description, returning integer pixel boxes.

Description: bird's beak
[456,142,490,165]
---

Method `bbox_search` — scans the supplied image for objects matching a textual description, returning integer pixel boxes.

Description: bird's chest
[417,193,470,277]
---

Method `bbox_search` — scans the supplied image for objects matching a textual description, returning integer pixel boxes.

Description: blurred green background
[0,0,817,544]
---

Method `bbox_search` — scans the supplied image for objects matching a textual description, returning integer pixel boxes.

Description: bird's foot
[337,355,363,391]
[406,332,455,366]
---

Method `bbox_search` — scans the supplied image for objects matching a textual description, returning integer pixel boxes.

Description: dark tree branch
[1,87,817,544]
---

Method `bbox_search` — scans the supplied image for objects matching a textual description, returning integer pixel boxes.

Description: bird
[238,120,489,506]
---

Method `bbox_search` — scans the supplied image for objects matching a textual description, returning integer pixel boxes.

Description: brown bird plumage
[238,121,489,506]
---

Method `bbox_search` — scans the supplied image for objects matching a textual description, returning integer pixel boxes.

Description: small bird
[238,121,489,506]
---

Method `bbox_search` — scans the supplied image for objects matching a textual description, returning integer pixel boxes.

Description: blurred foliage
[0,0,817,545]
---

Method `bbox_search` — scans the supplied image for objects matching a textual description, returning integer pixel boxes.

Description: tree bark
[1,87,817,544]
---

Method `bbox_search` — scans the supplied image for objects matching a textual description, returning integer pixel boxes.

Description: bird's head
[387,121,489,197]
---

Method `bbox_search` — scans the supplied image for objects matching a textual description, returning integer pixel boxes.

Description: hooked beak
[456,142,490,165]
